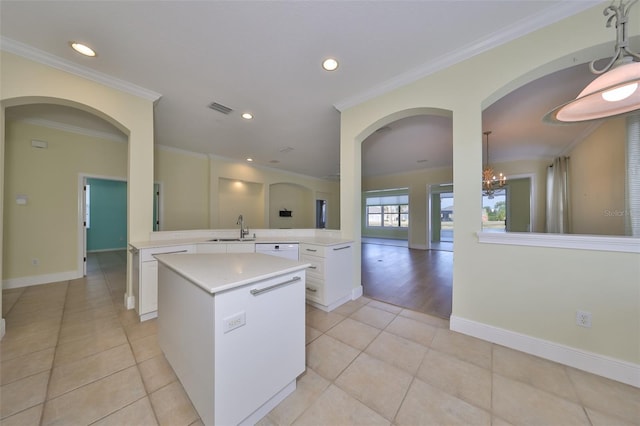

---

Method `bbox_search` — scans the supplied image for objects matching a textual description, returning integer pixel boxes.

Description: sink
[208,238,256,242]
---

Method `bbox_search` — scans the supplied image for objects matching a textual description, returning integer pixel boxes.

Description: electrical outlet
[223,311,246,333]
[576,310,592,328]
[31,258,39,266]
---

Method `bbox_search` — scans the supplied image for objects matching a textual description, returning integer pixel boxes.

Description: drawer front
[300,254,325,278]
[304,279,323,303]
[140,244,194,262]
[300,244,325,258]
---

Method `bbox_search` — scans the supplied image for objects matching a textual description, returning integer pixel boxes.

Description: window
[366,194,409,228]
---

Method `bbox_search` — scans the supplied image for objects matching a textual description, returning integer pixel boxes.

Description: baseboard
[125,294,136,310]
[352,285,363,300]
[3,270,82,289]
[410,243,428,250]
[0,318,5,340]
[450,315,640,388]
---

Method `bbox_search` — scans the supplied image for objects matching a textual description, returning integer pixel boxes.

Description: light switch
[16,195,28,205]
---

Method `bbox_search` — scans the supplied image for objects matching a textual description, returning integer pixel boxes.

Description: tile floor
[1,251,639,425]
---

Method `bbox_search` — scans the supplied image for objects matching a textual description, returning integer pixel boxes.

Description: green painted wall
[86,178,127,252]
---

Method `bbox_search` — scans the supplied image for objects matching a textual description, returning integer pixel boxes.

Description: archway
[358,108,454,317]
[2,51,157,336]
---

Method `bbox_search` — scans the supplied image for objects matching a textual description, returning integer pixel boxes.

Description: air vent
[207,102,233,115]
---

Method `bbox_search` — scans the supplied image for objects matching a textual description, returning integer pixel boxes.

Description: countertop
[154,253,311,294]
[130,236,354,250]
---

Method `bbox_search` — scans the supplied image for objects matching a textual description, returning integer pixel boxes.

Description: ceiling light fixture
[246,158,254,162]
[545,0,640,123]
[482,131,506,199]
[241,112,253,120]
[69,41,96,57]
[322,58,339,71]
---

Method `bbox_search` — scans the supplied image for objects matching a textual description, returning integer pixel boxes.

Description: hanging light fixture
[545,0,640,123]
[482,131,506,199]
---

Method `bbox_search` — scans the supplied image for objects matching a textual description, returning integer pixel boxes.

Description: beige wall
[1,51,156,309]
[219,178,265,229]
[341,5,640,364]
[209,156,340,230]
[570,118,626,235]
[269,183,313,229]
[154,146,209,231]
[3,120,127,281]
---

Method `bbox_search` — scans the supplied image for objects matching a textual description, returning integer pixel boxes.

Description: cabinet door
[197,243,227,254]
[324,245,353,304]
[226,243,255,253]
[214,272,305,425]
[139,261,158,314]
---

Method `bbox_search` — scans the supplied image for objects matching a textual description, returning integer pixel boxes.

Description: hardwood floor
[361,242,453,319]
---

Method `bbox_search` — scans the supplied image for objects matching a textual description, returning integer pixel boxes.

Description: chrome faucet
[236,214,249,239]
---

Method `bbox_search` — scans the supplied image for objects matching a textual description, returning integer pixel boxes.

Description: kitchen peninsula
[155,252,310,426]
[129,228,356,320]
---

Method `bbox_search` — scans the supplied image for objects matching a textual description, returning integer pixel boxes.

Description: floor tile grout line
[39,279,70,426]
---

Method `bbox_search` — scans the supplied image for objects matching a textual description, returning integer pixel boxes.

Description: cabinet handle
[308,266,317,269]
[250,276,301,296]
[333,246,351,251]
[306,287,317,293]
[152,249,188,256]
[305,248,318,252]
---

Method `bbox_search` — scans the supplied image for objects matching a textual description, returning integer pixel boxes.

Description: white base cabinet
[131,244,194,321]
[157,262,305,426]
[300,242,353,311]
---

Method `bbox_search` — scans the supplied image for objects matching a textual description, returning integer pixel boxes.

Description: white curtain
[546,156,571,234]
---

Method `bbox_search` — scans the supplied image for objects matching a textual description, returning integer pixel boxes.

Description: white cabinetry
[300,242,353,311]
[196,243,255,253]
[157,259,306,426]
[132,244,194,321]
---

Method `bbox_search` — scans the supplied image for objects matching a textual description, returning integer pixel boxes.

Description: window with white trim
[366,194,409,228]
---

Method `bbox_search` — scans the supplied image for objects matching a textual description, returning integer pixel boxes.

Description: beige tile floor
[1,251,639,425]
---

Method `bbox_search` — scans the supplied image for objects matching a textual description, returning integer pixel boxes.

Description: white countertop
[130,236,353,250]
[154,253,311,294]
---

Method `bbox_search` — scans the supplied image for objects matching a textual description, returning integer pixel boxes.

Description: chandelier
[482,131,506,199]
[545,0,640,123]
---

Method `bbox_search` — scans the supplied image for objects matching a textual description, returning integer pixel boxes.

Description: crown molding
[1,37,162,103]
[14,117,127,143]
[334,1,602,112]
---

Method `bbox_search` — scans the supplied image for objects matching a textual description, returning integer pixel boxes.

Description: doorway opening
[316,199,327,229]
[81,176,128,275]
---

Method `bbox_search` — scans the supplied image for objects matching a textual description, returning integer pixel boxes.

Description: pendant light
[482,131,506,199]
[544,0,640,123]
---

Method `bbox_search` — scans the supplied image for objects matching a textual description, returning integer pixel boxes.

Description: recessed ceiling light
[69,42,96,57]
[246,158,254,162]
[322,58,339,71]
[241,112,253,120]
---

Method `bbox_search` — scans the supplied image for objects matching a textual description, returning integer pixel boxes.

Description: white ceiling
[1,0,615,179]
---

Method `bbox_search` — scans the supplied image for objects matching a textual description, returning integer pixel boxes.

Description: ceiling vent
[207,102,233,115]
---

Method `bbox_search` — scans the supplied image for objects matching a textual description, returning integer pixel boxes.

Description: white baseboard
[410,243,428,250]
[450,315,640,388]
[3,270,82,289]
[0,318,5,340]
[352,285,363,300]
[125,294,136,310]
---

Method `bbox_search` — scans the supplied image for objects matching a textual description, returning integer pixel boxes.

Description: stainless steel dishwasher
[255,243,299,260]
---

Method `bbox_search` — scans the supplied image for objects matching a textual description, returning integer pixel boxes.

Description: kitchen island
[155,252,310,426]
